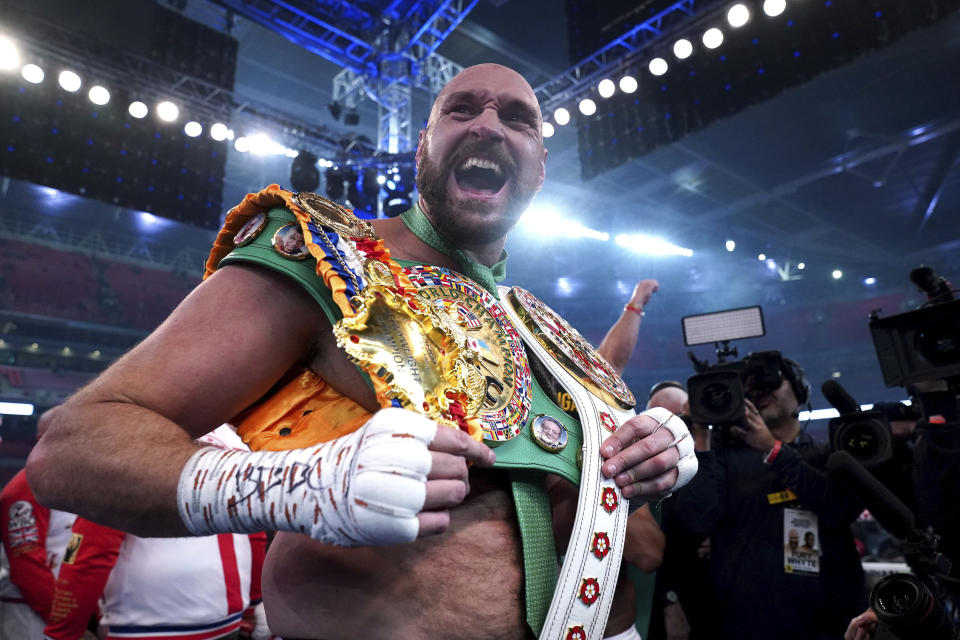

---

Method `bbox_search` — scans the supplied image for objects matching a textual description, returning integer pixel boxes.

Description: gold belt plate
[506,286,636,410]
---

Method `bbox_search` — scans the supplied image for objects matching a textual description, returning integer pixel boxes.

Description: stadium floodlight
[619,75,638,94]
[542,122,555,138]
[649,58,668,76]
[58,69,81,92]
[615,233,694,257]
[21,63,43,83]
[210,122,229,141]
[0,401,34,416]
[522,206,609,241]
[673,39,693,60]
[156,101,179,122]
[184,121,202,137]
[763,0,787,17]
[128,101,148,118]
[88,85,110,106]
[727,3,751,27]
[554,107,570,126]
[578,98,597,116]
[0,36,20,71]
[702,28,724,49]
[598,78,616,98]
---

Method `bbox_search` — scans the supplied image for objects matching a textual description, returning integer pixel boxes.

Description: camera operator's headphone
[781,357,810,406]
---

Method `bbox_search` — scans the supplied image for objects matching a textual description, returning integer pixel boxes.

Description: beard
[416,141,540,247]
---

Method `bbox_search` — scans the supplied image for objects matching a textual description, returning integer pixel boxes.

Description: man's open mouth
[453,156,508,194]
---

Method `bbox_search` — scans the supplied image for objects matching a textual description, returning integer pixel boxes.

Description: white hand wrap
[177,407,438,546]
[641,407,699,493]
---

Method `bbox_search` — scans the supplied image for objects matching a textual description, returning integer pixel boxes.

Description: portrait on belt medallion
[272,222,310,260]
[532,414,567,452]
[233,211,267,247]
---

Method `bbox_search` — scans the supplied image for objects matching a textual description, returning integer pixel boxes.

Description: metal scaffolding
[211,0,478,153]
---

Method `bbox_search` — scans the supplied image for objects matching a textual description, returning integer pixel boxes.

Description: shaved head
[427,63,543,132]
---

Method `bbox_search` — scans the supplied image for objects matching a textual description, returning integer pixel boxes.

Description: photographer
[671,355,866,640]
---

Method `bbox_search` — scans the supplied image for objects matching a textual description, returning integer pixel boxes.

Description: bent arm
[27,264,325,536]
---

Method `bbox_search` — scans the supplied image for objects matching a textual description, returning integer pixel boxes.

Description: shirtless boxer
[27,64,693,639]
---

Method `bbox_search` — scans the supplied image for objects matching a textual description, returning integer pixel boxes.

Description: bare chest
[262,485,530,640]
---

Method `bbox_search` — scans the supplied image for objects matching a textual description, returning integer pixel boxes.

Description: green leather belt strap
[511,468,558,638]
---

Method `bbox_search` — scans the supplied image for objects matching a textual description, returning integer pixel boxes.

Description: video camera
[824,377,920,468]
[681,306,808,439]
[827,265,960,639]
[870,265,960,391]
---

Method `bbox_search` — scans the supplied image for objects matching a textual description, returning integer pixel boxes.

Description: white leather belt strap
[500,286,632,640]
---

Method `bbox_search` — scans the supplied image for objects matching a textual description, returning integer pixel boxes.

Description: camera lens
[841,423,879,457]
[702,382,733,414]
[833,416,893,467]
[871,574,955,640]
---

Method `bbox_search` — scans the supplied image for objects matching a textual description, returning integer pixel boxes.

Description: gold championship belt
[289,191,633,639]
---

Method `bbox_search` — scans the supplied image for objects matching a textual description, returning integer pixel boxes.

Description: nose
[469,107,505,143]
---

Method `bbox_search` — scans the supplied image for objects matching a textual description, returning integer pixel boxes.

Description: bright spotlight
[522,206,609,241]
[128,101,148,119]
[616,233,693,257]
[598,78,616,98]
[766,258,776,270]
[88,85,110,106]
[757,253,766,261]
[725,239,735,252]
[0,36,19,71]
[156,101,179,122]
[183,121,202,137]
[376,174,386,185]
[648,58,668,76]
[797,262,806,270]
[578,98,597,116]
[0,402,34,416]
[702,28,724,49]
[234,136,251,153]
[619,75,638,94]
[542,121,555,138]
[58,70,81,92]
[248,133,284,155]
[284,148,299,158]
[864,277,877,285]
[554,107,570,126]
[210,122,229,141]
[140,212,157,224]
[832,269,843,280]
[673,38,693,60]
[21,63,44,84]
[727,3,751,27]
[763,0,787,17]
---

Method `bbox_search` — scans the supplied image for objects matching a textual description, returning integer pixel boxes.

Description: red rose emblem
[591,531,611,560]
[601,487,619,513]
[579,577,600,605]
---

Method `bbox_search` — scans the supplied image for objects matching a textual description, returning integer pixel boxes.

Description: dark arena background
[2,0,960,635]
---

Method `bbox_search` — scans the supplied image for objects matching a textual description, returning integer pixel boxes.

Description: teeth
[460,157,502,175]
